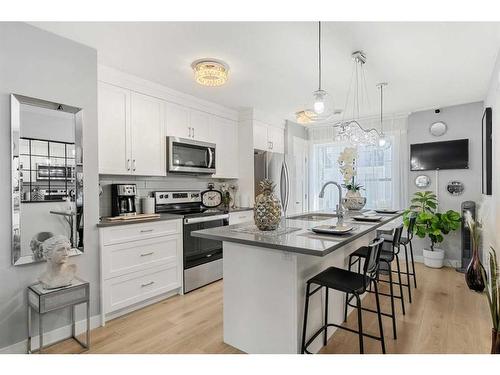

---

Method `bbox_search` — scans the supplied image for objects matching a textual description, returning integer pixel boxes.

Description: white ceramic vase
[423,248,445,268]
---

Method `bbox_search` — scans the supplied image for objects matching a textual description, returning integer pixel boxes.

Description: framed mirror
[429,121,447,137]
[415,175,431,189]
[447,180,465,196]
[11,94,84,266]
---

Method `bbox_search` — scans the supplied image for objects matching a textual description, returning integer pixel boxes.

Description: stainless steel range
[154,190,228,293]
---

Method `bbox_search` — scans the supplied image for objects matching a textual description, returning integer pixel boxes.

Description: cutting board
[103,213,161,222]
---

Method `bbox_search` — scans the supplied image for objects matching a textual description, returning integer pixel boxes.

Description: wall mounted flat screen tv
[410,139,469,171]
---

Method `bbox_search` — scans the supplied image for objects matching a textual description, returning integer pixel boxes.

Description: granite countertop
[192,210,403,257]
[97,207,253,228]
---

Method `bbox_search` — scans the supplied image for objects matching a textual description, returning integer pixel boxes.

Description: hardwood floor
[45,262,491,354]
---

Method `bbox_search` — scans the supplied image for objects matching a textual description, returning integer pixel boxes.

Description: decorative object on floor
[415,175,431,189]
[404,191,461,268]
[481,247,500,354]
[429,121,447,137]
[191,58,229,87]
[38,235,77,289]
[446,180,465,196]
[29,232,54,261]
[254,179,282,231]
[338,147,366,210]
[464,211,485,292]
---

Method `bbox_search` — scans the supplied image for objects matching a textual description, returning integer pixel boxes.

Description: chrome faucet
[319,181,344,222]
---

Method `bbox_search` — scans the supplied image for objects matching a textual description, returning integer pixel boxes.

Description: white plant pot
[423,248,445,269]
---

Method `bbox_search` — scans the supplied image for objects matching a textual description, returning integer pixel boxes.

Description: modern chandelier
[294,25,389,147]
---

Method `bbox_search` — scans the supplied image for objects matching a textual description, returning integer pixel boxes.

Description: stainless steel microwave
[167,137,216,174]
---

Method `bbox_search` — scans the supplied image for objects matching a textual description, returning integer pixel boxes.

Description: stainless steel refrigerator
[254,150,290,215]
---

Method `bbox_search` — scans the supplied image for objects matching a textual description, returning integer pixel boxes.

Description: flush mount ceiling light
[191,59,229,87]
[295,110,317,124]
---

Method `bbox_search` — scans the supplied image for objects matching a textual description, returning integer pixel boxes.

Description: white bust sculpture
[38,235,77,289]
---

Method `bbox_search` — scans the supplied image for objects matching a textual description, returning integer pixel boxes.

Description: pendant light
[377,82,390,149]
[313,21,328,115]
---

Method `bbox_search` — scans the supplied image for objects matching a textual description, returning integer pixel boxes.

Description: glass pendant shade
[313,89,327,114]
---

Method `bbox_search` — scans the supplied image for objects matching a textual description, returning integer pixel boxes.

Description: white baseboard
[0,315,102,354]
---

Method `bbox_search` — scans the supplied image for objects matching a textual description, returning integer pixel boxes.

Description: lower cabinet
[99,220,183,322]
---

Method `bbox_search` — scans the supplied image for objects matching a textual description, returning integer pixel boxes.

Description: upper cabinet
[130,93,165,176]
[98,83,131,175]
[253,120,284,154]
[98,83,165,176]
[209,116,239,179]
[165,104,210,141]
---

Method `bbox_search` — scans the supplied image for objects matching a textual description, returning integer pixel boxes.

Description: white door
[267,126,285,154]
[291,137,308,214]
[98,82,131,174]
[189,109,210,141]
[210,116,239,179]
[253,121,269,151]
[165,102,190,139]
[130,93,165,176]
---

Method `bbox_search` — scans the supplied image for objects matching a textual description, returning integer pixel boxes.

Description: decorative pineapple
[254,179,282,231]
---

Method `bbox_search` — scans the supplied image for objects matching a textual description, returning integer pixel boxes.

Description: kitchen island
[192,210,403,354]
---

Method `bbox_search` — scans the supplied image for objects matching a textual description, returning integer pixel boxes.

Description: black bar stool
[380,214,418,293]
[301,238,386,354]
[346,224,405,339]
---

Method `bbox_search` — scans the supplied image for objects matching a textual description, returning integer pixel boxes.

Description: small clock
[201,186,223,208]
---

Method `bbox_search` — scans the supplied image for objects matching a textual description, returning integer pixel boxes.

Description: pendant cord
[318,21,322,91]
[380,84,384,133]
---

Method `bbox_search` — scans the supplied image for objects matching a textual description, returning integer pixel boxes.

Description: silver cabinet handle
[132,159,136,171]
[188,127,191,138]
[141,281,154,287]
[271,141,274,150]
[140,229,154,233]
[127,159,131,171]
[140,252,154,257]
[192,127,195,139]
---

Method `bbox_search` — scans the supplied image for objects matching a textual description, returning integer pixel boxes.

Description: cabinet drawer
[229,210,253,225]
[101,220,181,246]
[103,264,180,314]
[102,235,181,280]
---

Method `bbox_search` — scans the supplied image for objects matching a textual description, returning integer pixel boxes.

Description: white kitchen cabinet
[130,93,165,176]
[267,126,285,154]
[253,120,269,151]
[98,82,131,174]
[98,83,165,176]
[252,120,284,154]
[210,116,239,179]
[189,109,210,141]
[99,219,183,322]
[229,210,253,225]
[165,104,210,141]
[165,102,190,138]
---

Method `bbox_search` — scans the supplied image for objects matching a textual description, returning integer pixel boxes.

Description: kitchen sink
[287,213,338,221]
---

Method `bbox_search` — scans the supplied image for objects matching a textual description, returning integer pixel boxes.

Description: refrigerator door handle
[280,160,290,214]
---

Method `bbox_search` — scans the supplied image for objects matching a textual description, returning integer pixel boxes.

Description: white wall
[482,49,500,265]
[0,23,99,350]
[407,102,484,265]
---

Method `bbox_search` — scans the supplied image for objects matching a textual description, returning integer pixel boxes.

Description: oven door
[168,137,216,174]
[183,214,228,270]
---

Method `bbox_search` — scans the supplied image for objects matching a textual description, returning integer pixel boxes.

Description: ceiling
[30,22,500,121]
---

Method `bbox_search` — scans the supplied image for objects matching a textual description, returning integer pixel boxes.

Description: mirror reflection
[12,94,83,266]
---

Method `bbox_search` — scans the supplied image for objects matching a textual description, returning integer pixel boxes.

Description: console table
[27,277,90,353]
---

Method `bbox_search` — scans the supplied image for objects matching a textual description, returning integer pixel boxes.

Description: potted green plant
[403,191,461,268]
[481,248,500,354]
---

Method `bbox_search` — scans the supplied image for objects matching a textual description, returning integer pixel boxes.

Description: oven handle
[184,214,229,224]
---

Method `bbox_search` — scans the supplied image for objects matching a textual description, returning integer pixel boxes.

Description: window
[310,141,393,210]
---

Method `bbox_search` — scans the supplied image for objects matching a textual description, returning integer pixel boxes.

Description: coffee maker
[111,184,137,217]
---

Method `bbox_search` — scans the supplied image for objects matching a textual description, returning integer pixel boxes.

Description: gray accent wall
[0,23,99,349]
[407,101,483,264]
